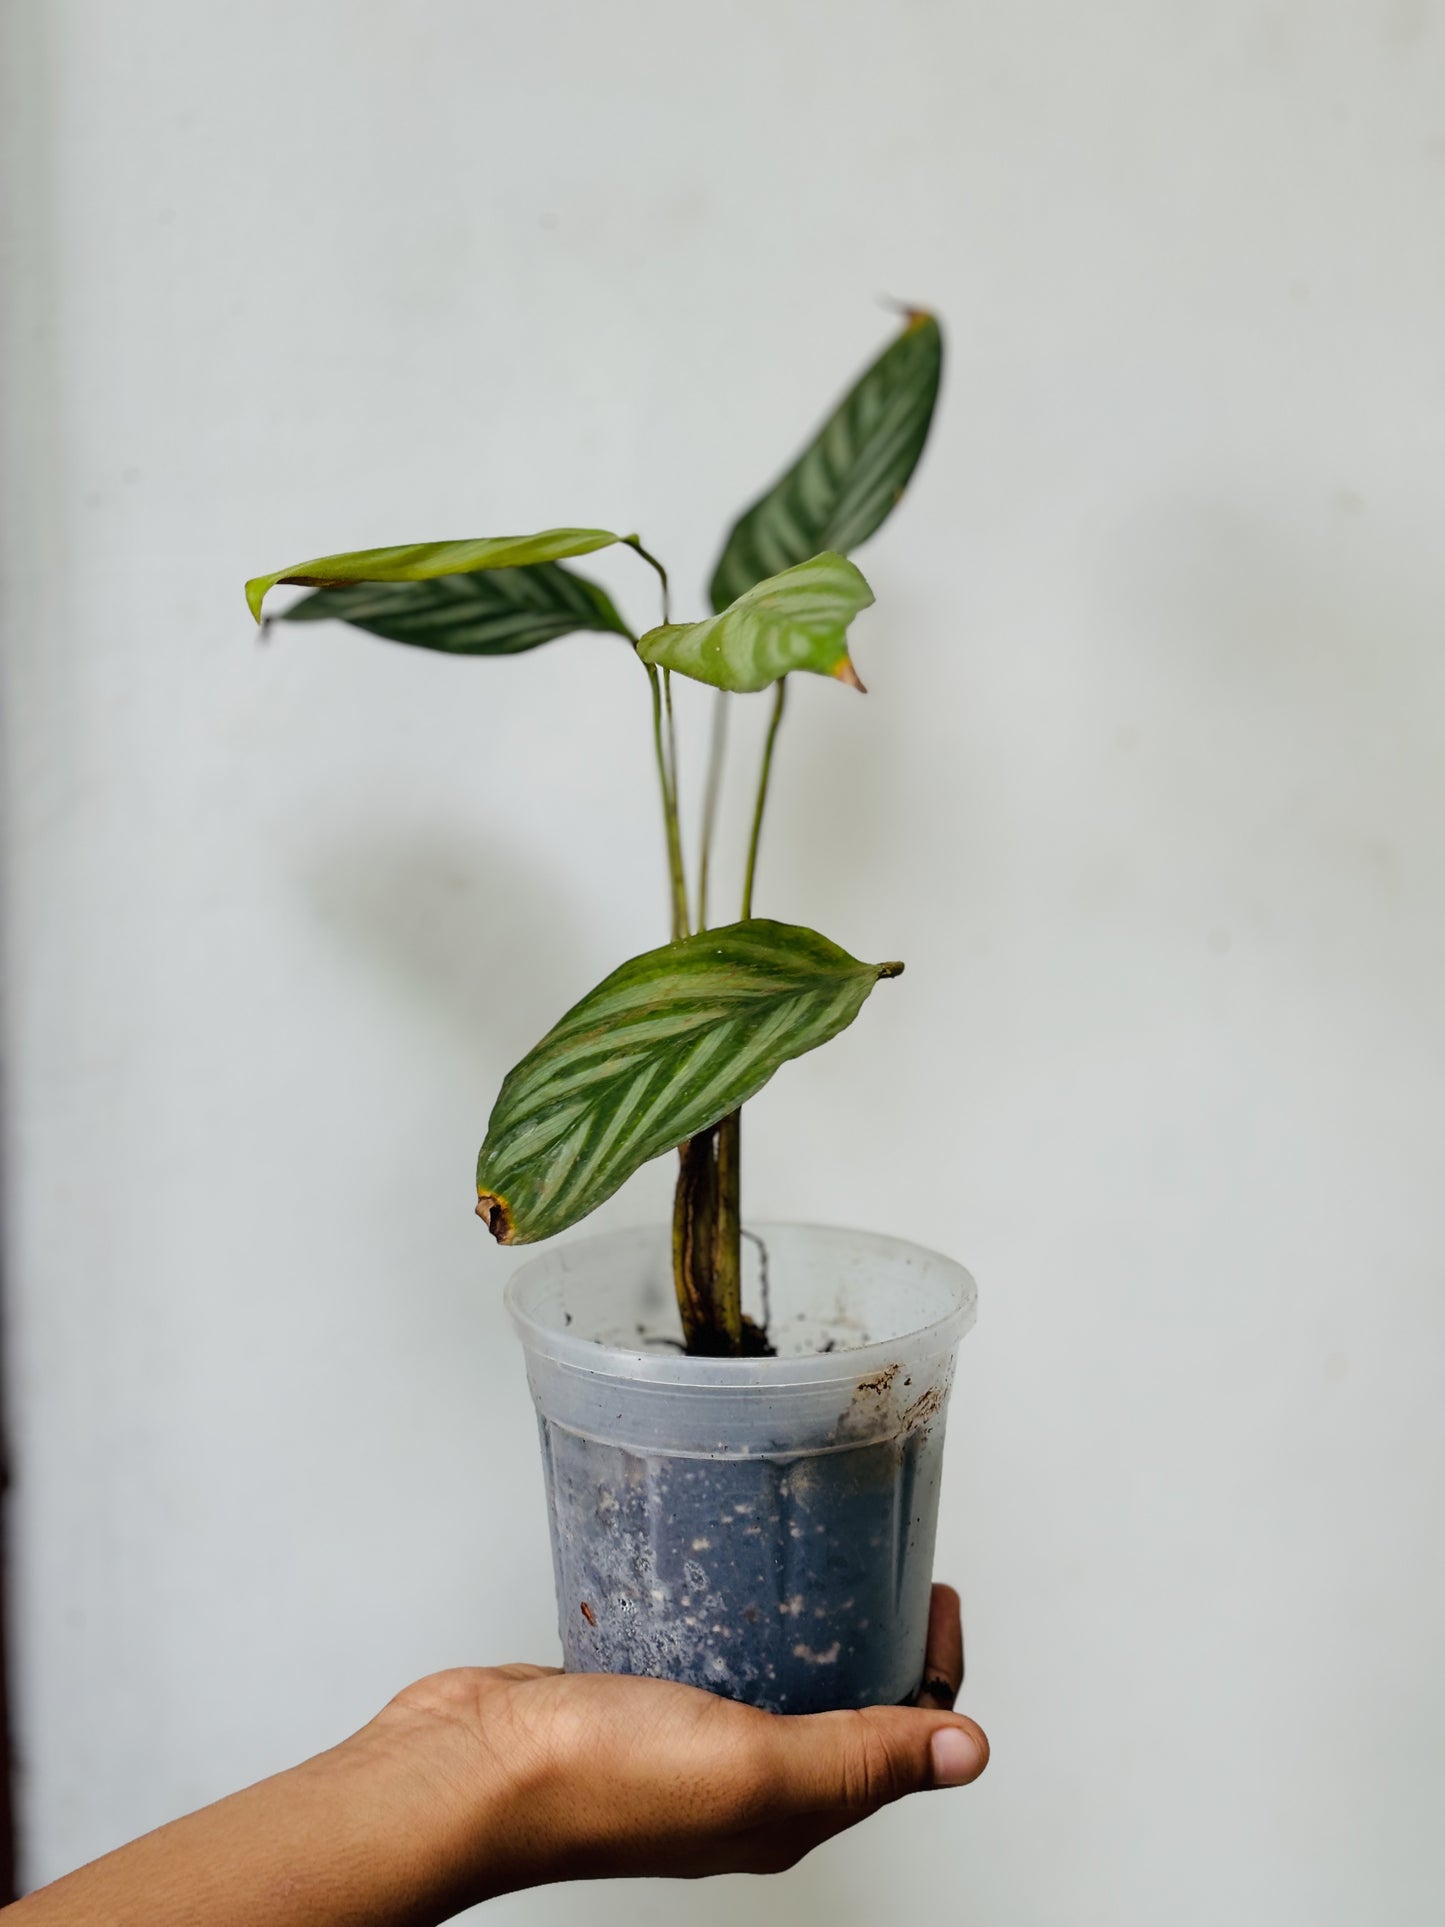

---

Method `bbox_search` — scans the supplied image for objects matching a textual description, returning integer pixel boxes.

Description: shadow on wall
[1100,492,1444,938]
[290,818,586,1067]
[1108,491,1441,713]
[761,571,997,943]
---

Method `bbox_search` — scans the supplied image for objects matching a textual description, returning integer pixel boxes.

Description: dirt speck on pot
[855,1363,901,1397]
[903,1381,948,1431]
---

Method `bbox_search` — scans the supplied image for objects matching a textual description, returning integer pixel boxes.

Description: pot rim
[504,1219,977,1390]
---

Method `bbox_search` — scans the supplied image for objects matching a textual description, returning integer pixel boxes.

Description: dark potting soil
[537,1416,947,1714]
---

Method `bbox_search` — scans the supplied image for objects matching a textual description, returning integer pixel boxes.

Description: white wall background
[3,1,1444,1919]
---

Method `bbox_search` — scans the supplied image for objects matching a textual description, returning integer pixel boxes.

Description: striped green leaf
[709,311,943,611]
[278,561,631,656]
[245,528,624,623]
[476,919,902,1244]
[636,552,873,695]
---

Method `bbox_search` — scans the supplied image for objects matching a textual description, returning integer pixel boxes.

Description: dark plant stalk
[671,1126,716,1351]
[712,1108,742,1340]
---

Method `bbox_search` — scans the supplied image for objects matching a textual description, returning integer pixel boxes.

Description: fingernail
[930,1724,986,1787]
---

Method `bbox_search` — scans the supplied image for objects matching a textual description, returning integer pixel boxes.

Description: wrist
[8,1683,543,1927]
[358,1671,560,1911]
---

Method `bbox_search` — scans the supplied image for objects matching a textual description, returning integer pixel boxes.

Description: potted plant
[246,311,977,1714]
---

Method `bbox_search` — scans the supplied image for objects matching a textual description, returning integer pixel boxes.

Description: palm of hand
[377,1584,986,1892]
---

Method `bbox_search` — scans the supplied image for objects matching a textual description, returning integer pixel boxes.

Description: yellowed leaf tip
[877,961,905,980]
[476,1191,515,1243]
[245,576,271,624]
[834,656,867,693]
[879,295,934,332]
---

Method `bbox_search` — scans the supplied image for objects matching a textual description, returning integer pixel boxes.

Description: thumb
[769,1704,990,1816]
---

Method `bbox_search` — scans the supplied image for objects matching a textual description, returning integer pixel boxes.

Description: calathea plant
[246,312,943,1357]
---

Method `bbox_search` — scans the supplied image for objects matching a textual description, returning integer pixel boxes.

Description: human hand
[373,1581,988,1898]
[8,1585,986,1926]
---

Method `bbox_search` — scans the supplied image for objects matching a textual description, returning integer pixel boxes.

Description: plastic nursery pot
[506,1221,977,1714]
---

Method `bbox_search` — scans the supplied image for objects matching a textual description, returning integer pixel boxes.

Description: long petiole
[695,691,729,931]
[647,664,689,942]
[662,667,685,919]
[721,680,791,1351]
[625,537,687,941]
[631,536,740,1349]
[623,536,671,624]
[741,678,788,919]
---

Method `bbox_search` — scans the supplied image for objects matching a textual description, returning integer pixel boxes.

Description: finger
[766,1702,989,1817]
[915,1582,964,1710]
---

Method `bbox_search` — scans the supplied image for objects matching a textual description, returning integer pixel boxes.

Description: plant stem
[672,1125,718,1355]
[741,677,788,920]
[671,1118,744,1357]
[662,667,685,927]
[712,1108,742,1342]
[696,691,729,931]
[625,536,688,943]
[624,536,671,624]
[646,664,689,943]
[698,678,793,1357]
[627,535,748,1353]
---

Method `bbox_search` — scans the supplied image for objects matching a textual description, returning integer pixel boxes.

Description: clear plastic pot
[506,1221,976,1713]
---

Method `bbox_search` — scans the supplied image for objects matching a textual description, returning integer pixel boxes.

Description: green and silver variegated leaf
[245,528,624,623]
[476,919,902,1244]
[709,311,943,611]
[635,552,873,695]
[277,561,631,656]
